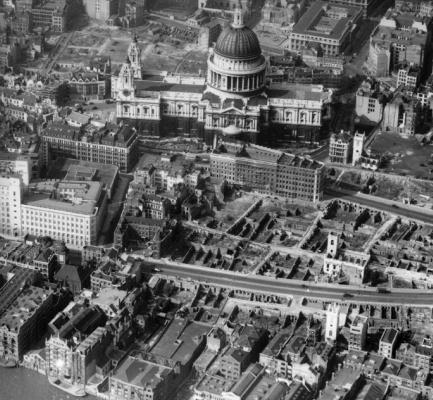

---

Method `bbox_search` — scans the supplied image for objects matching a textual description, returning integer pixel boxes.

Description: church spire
[232,0,244,28]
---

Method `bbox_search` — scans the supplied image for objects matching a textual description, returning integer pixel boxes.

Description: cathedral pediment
[221,107,245,115]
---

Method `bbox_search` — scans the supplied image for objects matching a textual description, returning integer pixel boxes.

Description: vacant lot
[371,132,433,179]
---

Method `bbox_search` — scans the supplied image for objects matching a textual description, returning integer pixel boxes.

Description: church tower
[127,34,142,79]
[118,57,134,94]
[352,132,365,166]
[325,303,340,342]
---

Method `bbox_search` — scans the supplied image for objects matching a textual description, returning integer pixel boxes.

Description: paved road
[142,258,433,307]
[325,188,433,225]
[309,144,329,162]
[42,31,75,75]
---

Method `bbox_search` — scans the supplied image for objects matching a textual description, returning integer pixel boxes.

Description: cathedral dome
[214,25,261,60]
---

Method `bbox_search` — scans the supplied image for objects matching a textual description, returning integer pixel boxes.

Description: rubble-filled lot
[172,228,268,274]
[210,193,262,231]
[369,220,433,289]
[302,200,389,253]
[211,195,319,247]
[55,18,205,71]
[256,252,322,282]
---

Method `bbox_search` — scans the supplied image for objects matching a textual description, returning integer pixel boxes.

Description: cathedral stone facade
[113,3,332,146]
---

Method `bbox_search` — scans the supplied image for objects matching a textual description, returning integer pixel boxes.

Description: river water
[0,368,98,400]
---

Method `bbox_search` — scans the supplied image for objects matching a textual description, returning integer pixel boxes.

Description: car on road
[376,287,390,294]
[342,293,353,299]
[301,284,311,292]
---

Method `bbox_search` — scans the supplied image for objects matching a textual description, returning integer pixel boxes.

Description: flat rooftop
[212,142,323,170]
[229,364,264,398]
[111,356,172,389]
[0,286,52,333]
[261,330,292,357]
[50,158,118,193]
[268,84,329,102]
[196,373,233,395]
[371,24,427,47]
[319,368,361,400]
[245,374,287,400]
[91,287,128,310]
[150,319,210,365]
[292,1,362,40]
[135,80,206,96]
[381,328,398,344]
[23,180,102,215]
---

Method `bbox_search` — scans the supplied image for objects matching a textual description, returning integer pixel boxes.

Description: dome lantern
[232,0,244,29]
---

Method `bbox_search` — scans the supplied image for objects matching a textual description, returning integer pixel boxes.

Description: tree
[55,83,71,107]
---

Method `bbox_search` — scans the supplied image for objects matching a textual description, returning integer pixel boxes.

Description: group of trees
[55,83,71,107]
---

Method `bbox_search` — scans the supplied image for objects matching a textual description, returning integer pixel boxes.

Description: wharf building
[109,356,178,400]
[113,3,332,147]
[0,237,60,281]
[45,302,111,391]
[0,286,57,363]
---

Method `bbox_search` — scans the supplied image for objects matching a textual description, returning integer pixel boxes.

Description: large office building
[329,131,352,164]
[31,0,66,32]
[378,328,399,359]
[68,71,108,102]
[41,122,139,173]
[16,0,34,13]
[382,93,417,136]
[0,175,23,238]
[21,180,107,249]
[355,79,384,124]
[199,0,251,15]
[348,315,368,351]
[286,1,363,56]
[330,0,383,16]
[113,4,332,146]
[83,0,119,21]
[367,8,433,81]
[210,142,324,202]
[0,153,32,186]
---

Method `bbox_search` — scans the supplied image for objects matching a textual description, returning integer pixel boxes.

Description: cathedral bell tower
[118,56,134,97]
[127,34,142,79]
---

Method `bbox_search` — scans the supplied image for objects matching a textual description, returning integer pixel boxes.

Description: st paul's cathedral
[112,2,332,147]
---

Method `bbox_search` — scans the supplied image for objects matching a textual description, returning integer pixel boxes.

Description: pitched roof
[54,264,86,285]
